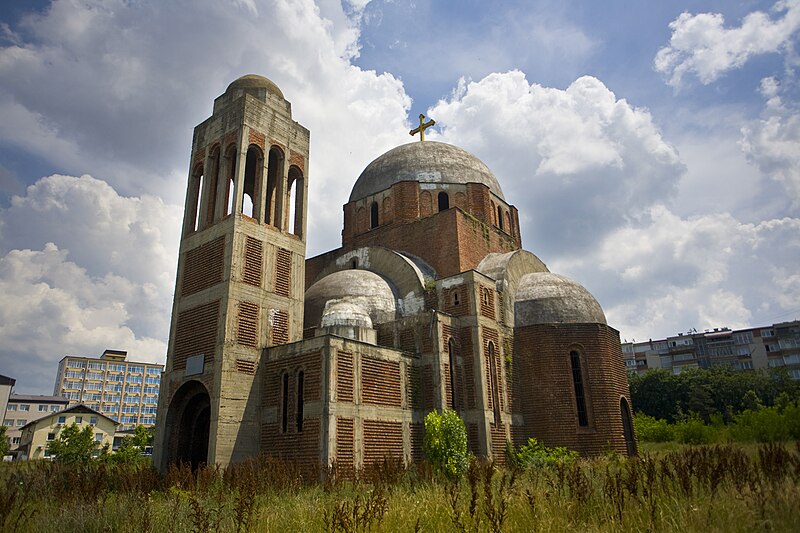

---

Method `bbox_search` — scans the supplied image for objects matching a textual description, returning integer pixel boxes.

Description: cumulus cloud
[740,80,800,208]
[654,0,800,88]
[563,205,800,340]
[0,0,412,255]
[0,174,180,394]
[428,71,684,257]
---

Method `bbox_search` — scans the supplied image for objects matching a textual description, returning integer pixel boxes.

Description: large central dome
[349,141,505,202]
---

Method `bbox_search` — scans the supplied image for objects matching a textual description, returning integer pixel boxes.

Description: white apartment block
[53,349,164,431]
[622,320,800,378]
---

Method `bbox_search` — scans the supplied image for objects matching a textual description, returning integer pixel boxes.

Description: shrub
[508,438,577,469]
[674,415,715,445]
[633,413,674,442]
[423,409,470,480]
[730,406,791,442]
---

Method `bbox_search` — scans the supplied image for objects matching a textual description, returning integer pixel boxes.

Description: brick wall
[336,417,355,475]
[181,236,225,296]
[342,198,519,278]
[361,357,401,406]
[336,352,354,402]
[172,300,219,370]
[511,323,633,456]
[363,419,403,466]
[236,301,259,347]
[243,236,263,287]
[262,352,323,462]
[274,247,292,297]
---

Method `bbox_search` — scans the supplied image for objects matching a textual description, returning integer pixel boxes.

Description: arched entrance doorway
[164,380,211,469]
[620,397,637,456]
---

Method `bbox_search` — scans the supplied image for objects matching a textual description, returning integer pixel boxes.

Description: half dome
[349,141,505,202]
[304,269,396,328]
[515,272,606,327]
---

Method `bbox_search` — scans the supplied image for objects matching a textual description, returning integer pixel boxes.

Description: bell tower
[154,75,310,469]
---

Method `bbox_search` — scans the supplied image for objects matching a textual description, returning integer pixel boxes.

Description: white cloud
[0,175,180,394]
[564,205,800,340]
[654,0,800,88]
[740,85,800,208]
[428,71,684,257]
[0,0,412,255]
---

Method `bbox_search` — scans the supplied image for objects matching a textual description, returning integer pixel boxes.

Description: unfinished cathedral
[153,74,637,471]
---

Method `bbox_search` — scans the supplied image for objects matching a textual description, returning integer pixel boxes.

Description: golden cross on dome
[409,113,435,141]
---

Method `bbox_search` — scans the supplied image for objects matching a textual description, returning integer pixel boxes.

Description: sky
[0,0,798,394]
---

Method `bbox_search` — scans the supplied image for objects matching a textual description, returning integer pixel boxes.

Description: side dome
[304,269,396,328]
[515,272,606,327]
[349,141,505,202]
[226,74,284,100]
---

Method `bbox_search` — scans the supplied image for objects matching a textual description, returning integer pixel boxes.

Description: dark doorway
[165,381,211,470]
[620,397,637,456]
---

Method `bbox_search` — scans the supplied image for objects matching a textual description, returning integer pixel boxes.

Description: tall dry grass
[1,442,799,532]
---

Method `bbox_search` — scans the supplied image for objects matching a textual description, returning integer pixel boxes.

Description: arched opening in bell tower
[163,380,211,470]
[243,145,262,218]
[266,146,284,226]
[287,165,304,236]
[187,164,204,233]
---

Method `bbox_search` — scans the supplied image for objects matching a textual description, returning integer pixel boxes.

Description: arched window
[448,338,458,410]
[488,342,501,424]
[438,191,449,211]
[266,147,283,226]
[482,288,490,306]
[570,351,589,427]
[287,166,303,236]
[452,291,460,306]
[224,145,237,216]
[351,258,358,269]
[497,206,504,231]
[280,372,289,433]
[242,145,261,218]
[296,371,304,432]
[621,398,637,456]
[370,201,379,229]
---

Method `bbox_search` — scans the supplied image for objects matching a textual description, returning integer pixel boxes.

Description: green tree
[112,425,153,464]
[423,409,470,480]
[0,425,8,457]
[46,423,97,464]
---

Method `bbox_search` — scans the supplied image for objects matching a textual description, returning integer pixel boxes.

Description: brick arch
[420,190,432,217]
[454,192,467,210]
[356,207,366,234]
[382,196,394,224]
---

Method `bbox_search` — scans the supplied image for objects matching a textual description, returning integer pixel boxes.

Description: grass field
[2,442,799,532]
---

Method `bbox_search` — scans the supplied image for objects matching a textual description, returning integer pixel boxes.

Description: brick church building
[153,74,637,472]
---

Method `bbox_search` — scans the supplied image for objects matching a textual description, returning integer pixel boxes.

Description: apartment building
[53,349,164,431]
[622,320,800,377]
[4,394,69,451]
